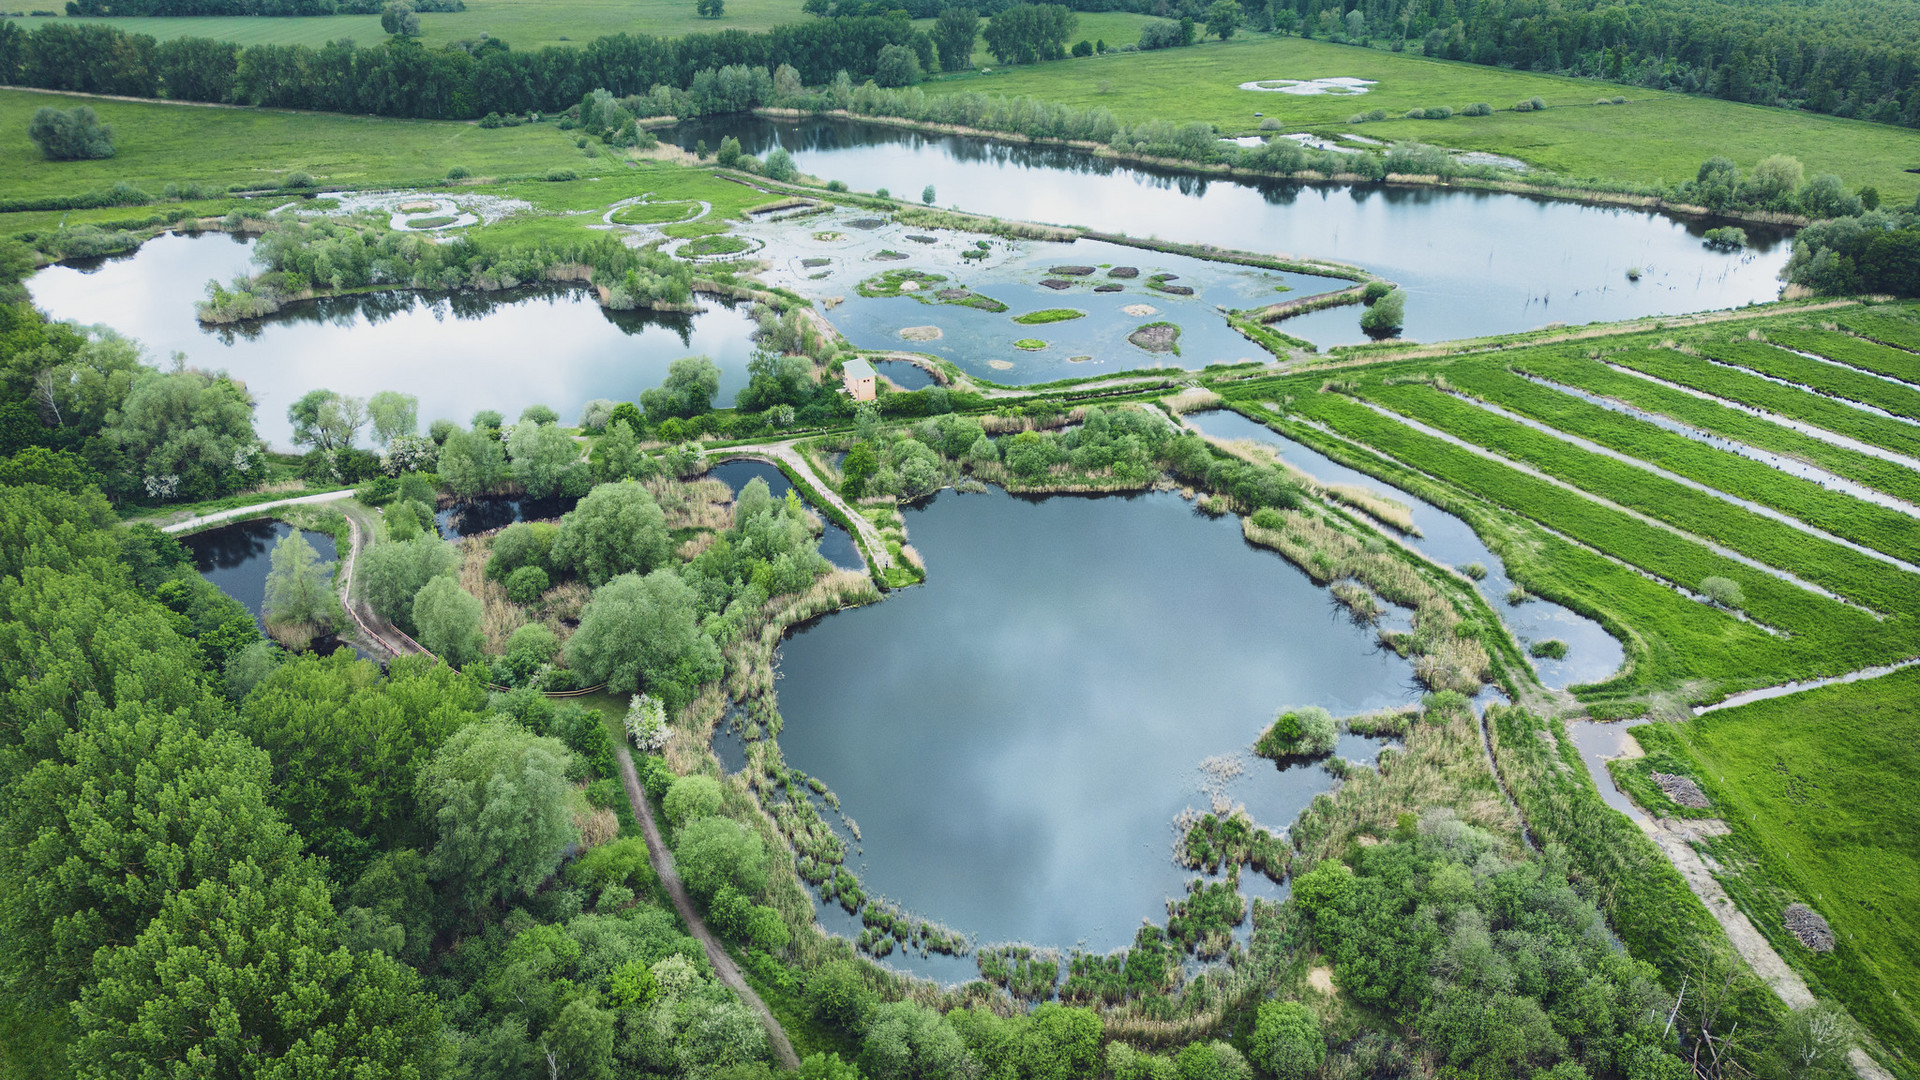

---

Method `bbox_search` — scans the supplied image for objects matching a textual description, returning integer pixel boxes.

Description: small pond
[1184,409,1625,688]
[181,518,355,654]
[671,117,1793,346]
[772,485,1418,962]
[436,494,579,539]
[26,232,760,449]
[707,459,865,571]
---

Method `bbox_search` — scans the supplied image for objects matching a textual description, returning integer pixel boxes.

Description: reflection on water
[774,486,1422,959]
[1185,409,1625,688]
[436,494,580,538]
[27,232,760,449]
[181,518,353,655]
[672,116,1792,346]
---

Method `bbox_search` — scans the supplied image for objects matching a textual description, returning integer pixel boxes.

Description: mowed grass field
[0,88,600,201]
[1633,667,1920,1069]
[9,0,811,50]
[922,35,1920,203]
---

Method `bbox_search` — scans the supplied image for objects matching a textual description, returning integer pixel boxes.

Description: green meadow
[921,35,1920,203]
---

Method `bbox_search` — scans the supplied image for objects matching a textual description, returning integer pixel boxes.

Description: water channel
[670,116,1793,346]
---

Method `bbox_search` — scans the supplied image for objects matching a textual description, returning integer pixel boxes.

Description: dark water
[436,494,579,538]
[708,459,865,571]
[27,232,760,449]
[1185,409,1624,688]
[670,117,1792,346]
[181,518,343,642]
[873,358,937,390]
[773,486,1417,955]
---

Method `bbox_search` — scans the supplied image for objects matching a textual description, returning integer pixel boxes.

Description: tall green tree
[639,355,721,420]
[366,389,419,446]
[416,717,578,909]
[68,858,445,1078]
[439,427,508,496]
[564,569,720,708]
[508,419,586,499]
[262,529,343,643]
[358,533,460,630]
[27,105,113,160]
[238,653,483,870]
[411,575,484,667]
[98,366,265,502]
[550,480,672,586]
[933,7,980,70]
[287,388,367,451]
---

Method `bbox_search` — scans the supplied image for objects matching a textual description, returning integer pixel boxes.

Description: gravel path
[615,742,800,1069]
[156,488,355,534]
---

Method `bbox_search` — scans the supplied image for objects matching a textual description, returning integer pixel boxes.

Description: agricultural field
[1216,303,1920,710]
[922,35,1920,203]
[1625,667,1920,1069]
[8,0,813,49]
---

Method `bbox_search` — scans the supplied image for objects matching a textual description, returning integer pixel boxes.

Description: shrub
[1255,706,1338,761]
[1612,95,1627,104]
[1513,100,1534,112]
[1528,96,1547,109]
[663,773,725,828]
[1359,288,1405,335]
[1699,576,1745,609]
[1461,102,1492,116]
[282,171,315,190]
[446,165,471,179]
[505,565,550,604]
[1703,226,1749,250]
[1529,638,1569,659]
[545,168,579,182]
[1362,280,1393,302]
[764,148,799,182]
[805,960,876,1030]
[28,105,114,161]
[1252,1001,1325,1080]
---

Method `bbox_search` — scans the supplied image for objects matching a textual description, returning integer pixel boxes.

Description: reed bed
[645,475,734,531]
[1323,484,1419,534]
[460,537,528,654]
[1164,387,1225,415]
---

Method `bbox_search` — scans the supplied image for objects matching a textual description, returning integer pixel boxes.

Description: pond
[436,494,579,539]
[758,210,1349,383]
[707,459,865,571]
[772,485,1416,962]
[671,117,1792,347]
[181,518,355,654]
[26,231,760,450]
[1185,409,1624,688]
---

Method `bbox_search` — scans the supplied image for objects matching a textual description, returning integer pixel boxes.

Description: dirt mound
[1094,284,1123,293]
[1652,772,1711,809]
[1040,278,1074,291]
[1107,266,1139,278]
[900,325,943,341]
[936,288,972,300]
[1049,265,1095,276]
[1784,904,1835,952]
[1128,323,1181,353]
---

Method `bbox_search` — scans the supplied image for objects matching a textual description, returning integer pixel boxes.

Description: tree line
[0,16,926,118]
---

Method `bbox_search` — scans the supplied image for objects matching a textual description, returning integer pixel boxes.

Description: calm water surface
[1185,409,1625,688]
[673,117,1791,346]
[27,232,759,449]
[708,459,865,571]
[182,518,339,627]
[774,486,1417,955]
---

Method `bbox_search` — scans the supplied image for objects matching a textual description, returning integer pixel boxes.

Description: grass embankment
[0,88,604,207]
[1762,328,1920,387]
[918,34,1920,204]
[14,0,811,50]
[1628,668,1920,1069]
[1697,339,1920,421]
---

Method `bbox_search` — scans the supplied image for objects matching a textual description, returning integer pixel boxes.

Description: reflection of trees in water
[436,495,578,537]
[186,518,283,570]
[206,286,731,348]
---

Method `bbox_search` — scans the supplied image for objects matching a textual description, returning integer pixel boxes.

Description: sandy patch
[399,200,436,212]
[1123,304,1158,317]
[1068,355,1091,363]
[988,359,1015,370]
[1308,967,1335,994]
[1240,77,1377,95]
[900,280,920,291]
[899,325,942,341]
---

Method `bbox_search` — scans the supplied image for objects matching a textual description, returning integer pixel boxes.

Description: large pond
[671,117,1792,346]
[773,486,1417,958]
[27,232,759,449]
[1185,408,1624,688]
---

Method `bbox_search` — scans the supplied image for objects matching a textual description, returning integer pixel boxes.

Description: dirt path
[155,488,355,534]
[615,742,800,1070]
